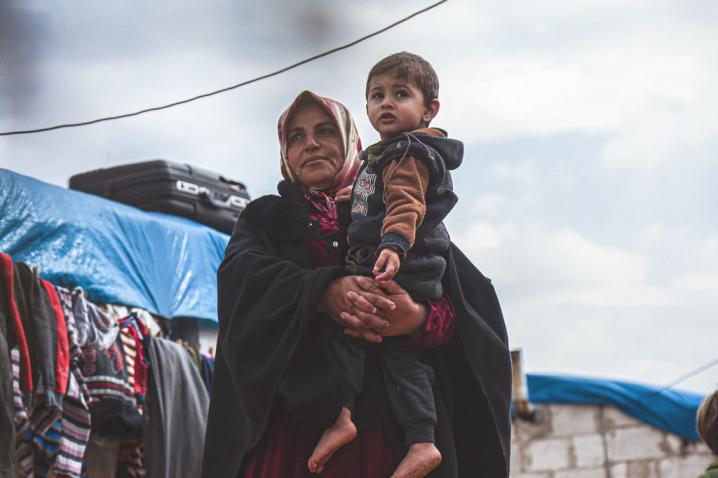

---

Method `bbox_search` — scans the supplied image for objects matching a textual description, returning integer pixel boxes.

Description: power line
[0,0,448,137]
[644,356,718,400]
[659,356,718,392]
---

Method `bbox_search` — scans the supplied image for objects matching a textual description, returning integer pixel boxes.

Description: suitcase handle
[200,190,230,209]
[219,175,247,193]
[199,190,249,210]
[177,180,248,209]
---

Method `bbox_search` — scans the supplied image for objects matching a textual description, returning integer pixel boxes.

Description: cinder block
[603,406,641,429]
[609,463,627,478]
[696,441,712,454]
[663,434,682,455]
[605,427,664,461]
[555,468,606,478]
[525,438,570,471]
[573,434,606,467]
[659,435,709,456]
[658,455,713,478]
[511,441,522,472]
[515,406,552,442]
[551,404,599,436]
[609,461,658,478]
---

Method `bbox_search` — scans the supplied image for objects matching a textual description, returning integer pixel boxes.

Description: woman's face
[286,102,343,190]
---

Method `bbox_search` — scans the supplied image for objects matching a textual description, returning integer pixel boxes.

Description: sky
[0,0,716,393]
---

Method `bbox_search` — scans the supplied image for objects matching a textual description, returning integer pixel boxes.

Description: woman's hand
[318,276,393,343]
[334,185,353,203]
[344,277,429,339]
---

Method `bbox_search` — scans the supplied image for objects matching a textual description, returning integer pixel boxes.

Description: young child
[309,52,463,477]
[697,390,718,478]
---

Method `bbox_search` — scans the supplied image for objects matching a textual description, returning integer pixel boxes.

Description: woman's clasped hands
[319,275,428,343]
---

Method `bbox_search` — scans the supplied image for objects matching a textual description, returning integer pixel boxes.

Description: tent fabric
[0,169,228,322]
[526,373,704,440]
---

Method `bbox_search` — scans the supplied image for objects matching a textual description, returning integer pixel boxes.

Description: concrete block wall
[511,404,713,478]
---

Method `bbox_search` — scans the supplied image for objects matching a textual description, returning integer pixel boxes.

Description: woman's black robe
[201,182,512,477]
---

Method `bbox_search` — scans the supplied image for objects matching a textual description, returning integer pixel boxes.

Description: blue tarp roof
[0,168,228,322]
[0,169,706,438]
[527,373,704,440]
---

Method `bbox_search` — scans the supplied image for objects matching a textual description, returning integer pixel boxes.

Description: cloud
[423,0,718,173]
[489,160,537,186]
[454,221,659,306]
[451,216,718,392]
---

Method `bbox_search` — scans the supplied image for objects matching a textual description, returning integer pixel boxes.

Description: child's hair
[697,390,718,455]
[365,52,439,106]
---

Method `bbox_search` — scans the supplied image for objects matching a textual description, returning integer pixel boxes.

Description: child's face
[366,73,434,140]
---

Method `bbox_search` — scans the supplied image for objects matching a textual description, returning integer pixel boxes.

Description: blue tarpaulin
[527,373,704,440]
[0,168,229,322]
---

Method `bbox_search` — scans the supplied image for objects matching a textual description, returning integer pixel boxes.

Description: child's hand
[373,248,400,282]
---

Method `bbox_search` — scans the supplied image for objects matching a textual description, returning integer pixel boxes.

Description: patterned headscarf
[278,90,361,194]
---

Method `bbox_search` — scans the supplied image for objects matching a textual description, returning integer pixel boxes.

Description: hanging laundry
[70,288,119,351]
[3,255,73,478]
[0,252,33,396]
[105,304,162,338]
[13,262,64,411]
[29,418,61,477]
[2,252,214,478]
[82,334,143,440]
[53,285,93,478]
[200,355,214,394]
[145,337,208,478]
[118,314,149,406]
[52,367,91,478]
[11,339,91,478]
[55,287,85,369]
[11,348,35,477]
[130,308,161,338]
[0,314,14,478]
[40,280,70,399]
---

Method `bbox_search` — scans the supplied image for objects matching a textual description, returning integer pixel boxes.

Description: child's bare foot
[308,407,357,474]
[390,442,442,478]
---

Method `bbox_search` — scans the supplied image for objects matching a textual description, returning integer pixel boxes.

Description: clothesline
[1,251,213,478]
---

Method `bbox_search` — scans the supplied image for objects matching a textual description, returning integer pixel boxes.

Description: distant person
[697,390,718,478]
[309,51,462,478]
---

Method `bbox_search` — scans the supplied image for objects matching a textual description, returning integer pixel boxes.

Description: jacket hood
[413,129,463,171]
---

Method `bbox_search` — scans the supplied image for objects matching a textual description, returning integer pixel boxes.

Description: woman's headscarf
[278,90,361,194]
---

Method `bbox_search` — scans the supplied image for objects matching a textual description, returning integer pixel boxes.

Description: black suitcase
[68,160,250,234]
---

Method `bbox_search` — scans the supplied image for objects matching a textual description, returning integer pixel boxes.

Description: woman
[201,91,512,477]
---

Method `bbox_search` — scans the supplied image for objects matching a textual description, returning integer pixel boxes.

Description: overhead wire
[0,0,448,137]
[643,356,718,400]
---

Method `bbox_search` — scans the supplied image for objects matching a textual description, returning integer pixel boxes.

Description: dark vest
[347,132,463,300]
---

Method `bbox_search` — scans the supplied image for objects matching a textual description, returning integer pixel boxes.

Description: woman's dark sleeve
[408,295,455,349]
[442,242,512,477]
[203,213,347,478]
[215,216,344,425]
